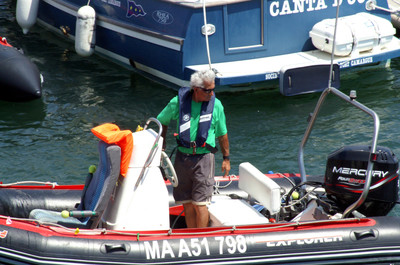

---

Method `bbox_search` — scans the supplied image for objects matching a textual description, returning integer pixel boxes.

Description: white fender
[16,0,39,34]
[75,6,96,57]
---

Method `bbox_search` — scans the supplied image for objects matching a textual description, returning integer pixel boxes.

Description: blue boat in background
[15,0,400,95]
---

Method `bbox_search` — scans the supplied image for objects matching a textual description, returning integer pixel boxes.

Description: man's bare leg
[194,204,209,228]
[183,203,196,228]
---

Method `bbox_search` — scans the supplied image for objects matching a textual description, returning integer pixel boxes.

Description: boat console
[102,119,170,231]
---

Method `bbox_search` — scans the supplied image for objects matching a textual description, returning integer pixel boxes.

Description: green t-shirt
[157,95,227,154]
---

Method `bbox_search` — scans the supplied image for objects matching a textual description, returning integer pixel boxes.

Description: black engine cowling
[324,145,399,216]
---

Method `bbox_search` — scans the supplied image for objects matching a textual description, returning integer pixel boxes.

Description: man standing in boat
[157,69,230,228]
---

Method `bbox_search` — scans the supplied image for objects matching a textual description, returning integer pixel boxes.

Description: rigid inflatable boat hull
[0,216,398,264]
[0,176,397,265]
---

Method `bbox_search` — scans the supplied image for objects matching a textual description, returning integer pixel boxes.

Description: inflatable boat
[0,37,42,102]
[0,87,399,264]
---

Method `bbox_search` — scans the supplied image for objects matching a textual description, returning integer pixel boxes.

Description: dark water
[2,1,400,214]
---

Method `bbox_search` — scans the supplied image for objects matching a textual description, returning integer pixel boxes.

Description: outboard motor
[324,145,399,216]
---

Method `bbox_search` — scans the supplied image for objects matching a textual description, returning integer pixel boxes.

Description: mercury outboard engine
[324,145,399,216]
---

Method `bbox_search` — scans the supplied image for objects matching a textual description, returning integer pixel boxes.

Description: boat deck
[187,37,400,86]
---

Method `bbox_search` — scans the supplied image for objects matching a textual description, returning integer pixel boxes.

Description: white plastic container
[361,13,396,48]
[238,162,281,215]
[309,13,395,56]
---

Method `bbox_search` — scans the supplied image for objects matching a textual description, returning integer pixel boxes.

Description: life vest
[177,87,215,149]
[91,123,133,177]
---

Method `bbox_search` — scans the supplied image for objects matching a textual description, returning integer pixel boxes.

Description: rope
[277,173,296,187]
[0,181,58,188]
[213,175,234,194]
[367,1,395,13]
[202,0,213,70]
[328,0,341,88]
[0,215,362,238]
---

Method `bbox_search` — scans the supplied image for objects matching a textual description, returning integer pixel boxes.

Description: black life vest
[177,87,215,149]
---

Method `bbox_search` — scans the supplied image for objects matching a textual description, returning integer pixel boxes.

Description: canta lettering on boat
[143,236,247,259]
[266,236,343,247]
[269,0,365,17]
[332,166,389,178]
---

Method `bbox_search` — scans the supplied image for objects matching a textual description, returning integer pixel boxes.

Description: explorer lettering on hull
[266,236,343,247]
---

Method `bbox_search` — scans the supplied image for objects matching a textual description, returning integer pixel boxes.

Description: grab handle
[298,87,379,218]
[134,118,162,190]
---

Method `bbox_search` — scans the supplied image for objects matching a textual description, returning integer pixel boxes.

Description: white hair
[190,69,215,89]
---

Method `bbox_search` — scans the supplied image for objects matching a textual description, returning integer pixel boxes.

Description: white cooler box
[309,12,395,56]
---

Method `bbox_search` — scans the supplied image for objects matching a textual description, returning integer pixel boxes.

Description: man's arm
[218,133,230,177]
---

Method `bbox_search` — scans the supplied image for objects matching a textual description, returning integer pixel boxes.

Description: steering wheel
[161,151,179,187]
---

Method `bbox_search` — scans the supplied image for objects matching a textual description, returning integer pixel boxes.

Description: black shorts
[173,151,215,205]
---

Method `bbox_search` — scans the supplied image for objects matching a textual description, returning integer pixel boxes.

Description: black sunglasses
[198,87,214,94]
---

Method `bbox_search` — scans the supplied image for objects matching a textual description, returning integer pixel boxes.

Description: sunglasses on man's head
[198,87,214,94]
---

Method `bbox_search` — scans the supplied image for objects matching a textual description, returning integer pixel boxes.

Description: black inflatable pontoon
[0,37,42,102]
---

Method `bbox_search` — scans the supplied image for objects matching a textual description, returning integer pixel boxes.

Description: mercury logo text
[332,166,389,178]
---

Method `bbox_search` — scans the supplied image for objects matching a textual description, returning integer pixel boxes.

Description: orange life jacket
[91,123,133,177]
